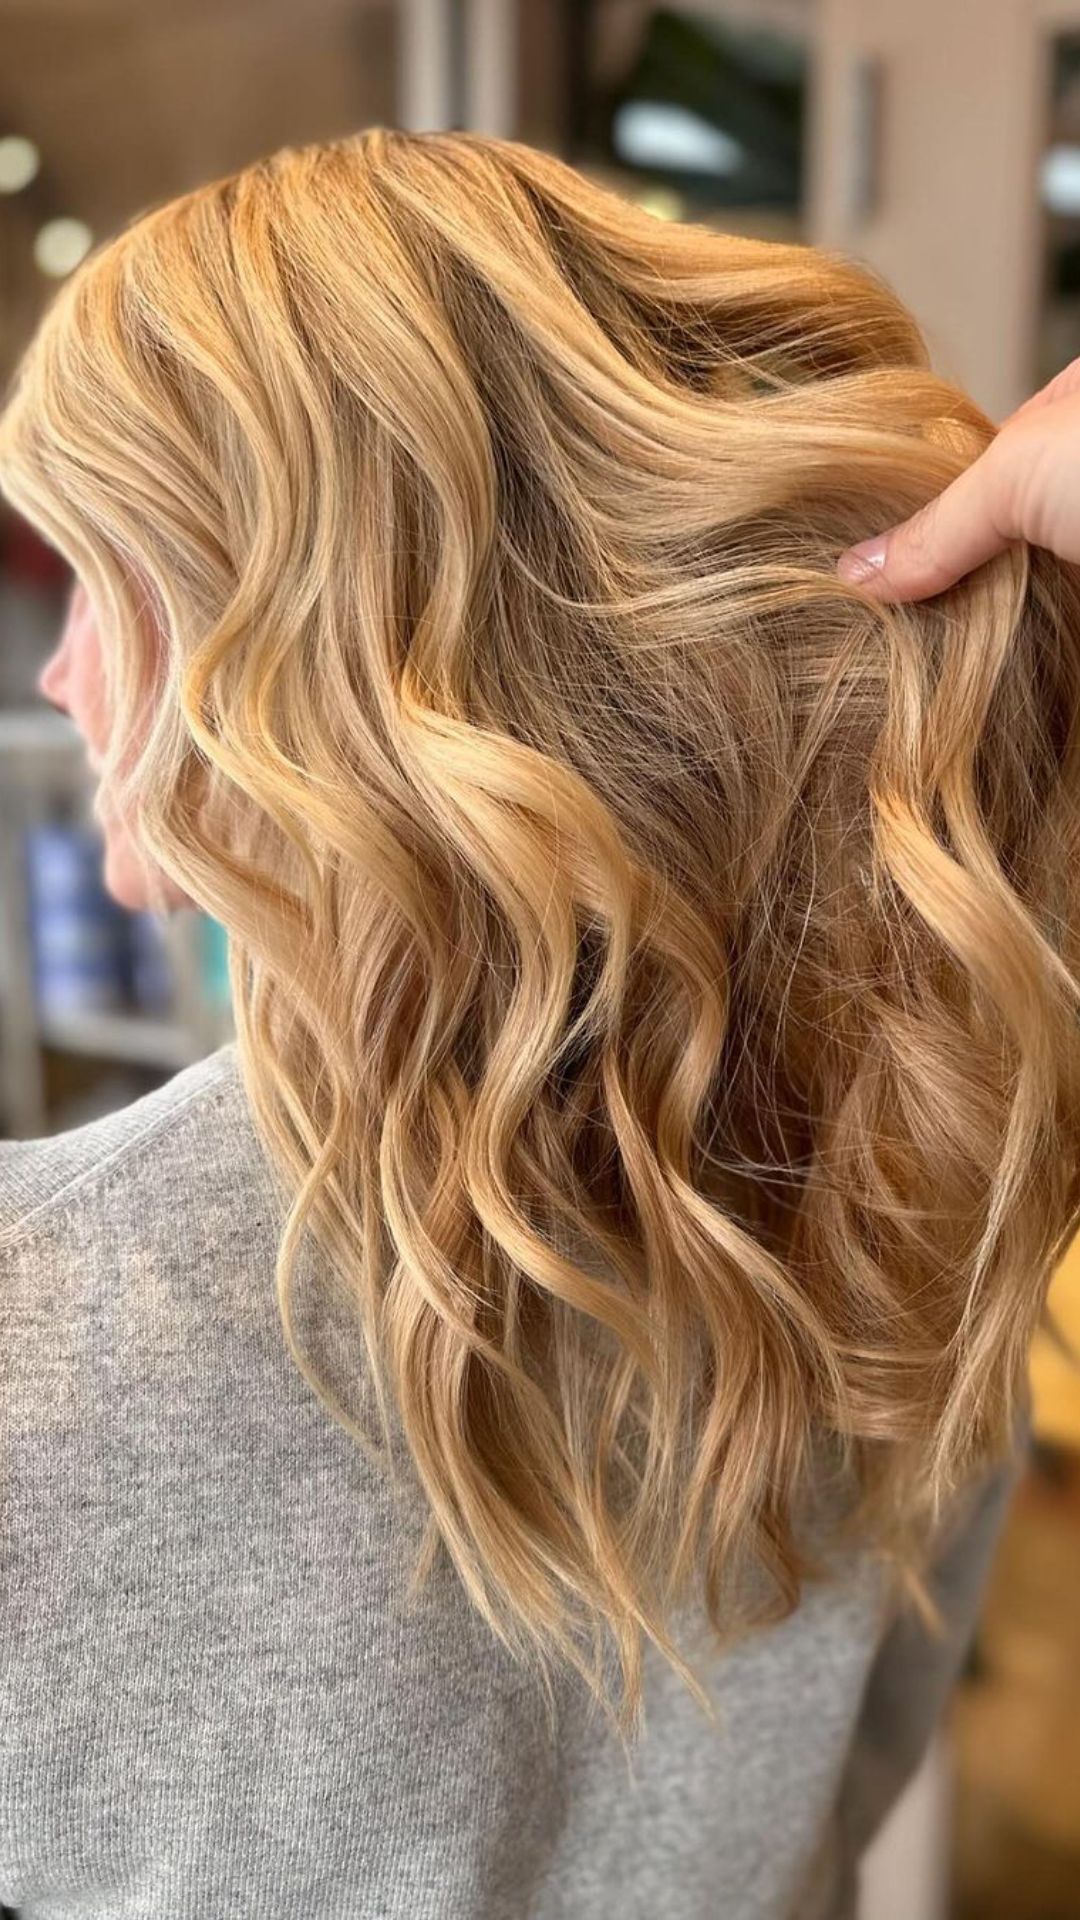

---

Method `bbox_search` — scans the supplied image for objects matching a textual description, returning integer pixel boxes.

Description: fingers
[836,445,1013,602]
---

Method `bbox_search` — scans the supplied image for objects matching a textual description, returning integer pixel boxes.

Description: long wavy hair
[4,126,1080,1743]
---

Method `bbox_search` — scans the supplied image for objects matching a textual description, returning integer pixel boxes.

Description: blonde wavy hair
[4,126,1080,1743]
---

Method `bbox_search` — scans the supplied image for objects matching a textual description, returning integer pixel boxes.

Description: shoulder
[0,1040,268,1252]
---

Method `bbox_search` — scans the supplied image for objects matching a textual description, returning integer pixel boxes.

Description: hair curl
[4,126,1080,1743]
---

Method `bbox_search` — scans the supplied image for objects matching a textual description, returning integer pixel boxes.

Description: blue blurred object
[199,914,231,1006]
[24,820,130,1015]
[127,909,175,1015]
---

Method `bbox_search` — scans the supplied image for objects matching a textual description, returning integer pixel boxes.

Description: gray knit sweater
[0,1040,1018,1919]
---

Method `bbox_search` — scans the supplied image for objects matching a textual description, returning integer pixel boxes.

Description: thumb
[835,449,1012,603]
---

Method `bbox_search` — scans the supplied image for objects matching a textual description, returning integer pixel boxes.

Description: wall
[807,0,1080,419]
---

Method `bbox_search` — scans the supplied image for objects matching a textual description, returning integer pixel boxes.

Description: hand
[835,356,1080,601]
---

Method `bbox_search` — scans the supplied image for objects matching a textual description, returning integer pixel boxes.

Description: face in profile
[36,578,192,914]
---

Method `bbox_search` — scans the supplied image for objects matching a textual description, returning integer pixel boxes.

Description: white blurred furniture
[857,1734,952,1920]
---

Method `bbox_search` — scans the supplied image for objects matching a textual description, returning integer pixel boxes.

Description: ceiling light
[34,218,93,277]
[1041,144,1080,215]
[0,135,41,193]
[613,102,744,176]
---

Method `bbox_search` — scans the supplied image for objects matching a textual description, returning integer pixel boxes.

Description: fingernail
[837,536,887,582]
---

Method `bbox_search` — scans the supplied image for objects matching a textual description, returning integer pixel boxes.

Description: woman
[1,127,1079,1920]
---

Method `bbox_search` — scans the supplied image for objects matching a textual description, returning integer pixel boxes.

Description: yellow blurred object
[1030,1237,1080,1450]
[633,187,684,222]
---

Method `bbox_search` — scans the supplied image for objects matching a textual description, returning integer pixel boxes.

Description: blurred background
[1,3,1079,1915]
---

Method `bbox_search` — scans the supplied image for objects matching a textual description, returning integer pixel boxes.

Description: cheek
[69,646,111,755]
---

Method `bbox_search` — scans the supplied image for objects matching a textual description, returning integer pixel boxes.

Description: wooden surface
[1030,1239,1080,1451]
[950,1451,1080,1918]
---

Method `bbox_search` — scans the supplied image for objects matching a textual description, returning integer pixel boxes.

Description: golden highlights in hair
[4,126,1080,1746]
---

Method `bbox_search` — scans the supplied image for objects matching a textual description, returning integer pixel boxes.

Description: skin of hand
[37,577,193,914]
[836,354,1080,602]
